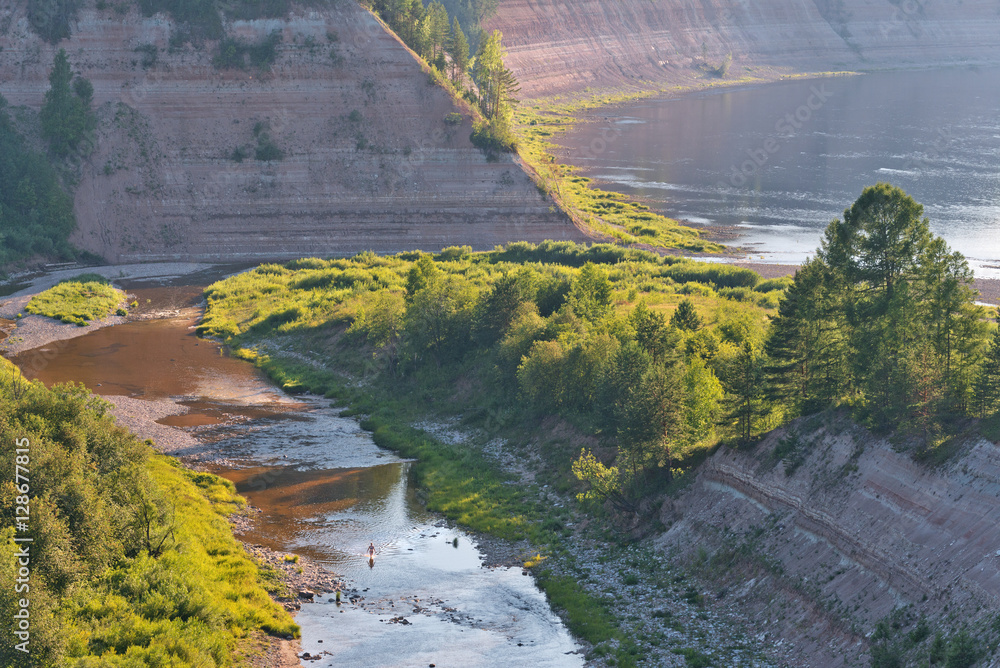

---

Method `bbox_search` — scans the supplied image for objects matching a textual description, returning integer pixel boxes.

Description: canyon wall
[488,0,1000,98]
[0,2,583,263]
[659,416,1000,666]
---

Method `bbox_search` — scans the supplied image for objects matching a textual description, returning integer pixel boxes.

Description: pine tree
[722,341,766,443]
[447,17,470,85]
[40,50,95,157]
[670,298,701,331]
[817,183,987,429]
[973,309,1000,417]
[473,30,520,122]
[764,258,848,417]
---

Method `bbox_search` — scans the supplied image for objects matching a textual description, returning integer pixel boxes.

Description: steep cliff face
[658,417,1000,666]
[0,2,582,263]
[488,0,1000,98]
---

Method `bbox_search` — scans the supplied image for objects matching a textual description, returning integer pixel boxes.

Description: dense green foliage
[0,96,77,267]
[0,359,297,667]
[139,0,223,40]
[972,309,1000,417]
[199,241,780,508]
[24,274,125,326]
[26,0,79,42]
[469,30,519,155]
[214,30,282,70]
[40,50,95,158]
[767,183,990,434]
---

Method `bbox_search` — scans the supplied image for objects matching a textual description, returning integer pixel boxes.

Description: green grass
[0,356,297,666]
[517,107,721,252]
[25,273,125,325]
[61,457,299,665]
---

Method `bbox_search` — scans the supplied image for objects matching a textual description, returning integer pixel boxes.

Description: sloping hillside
[0,2,583,263]
[489,0,1000,98]
[660,415,1000,666]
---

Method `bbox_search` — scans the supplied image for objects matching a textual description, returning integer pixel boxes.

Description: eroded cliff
[489,0,1000,99]
[0,1,583,263]
[659,415,1000,666]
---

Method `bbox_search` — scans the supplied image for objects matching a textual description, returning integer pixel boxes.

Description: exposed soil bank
[490,0,1000,100]
[0,1,583,265]
[660,415,1000,666]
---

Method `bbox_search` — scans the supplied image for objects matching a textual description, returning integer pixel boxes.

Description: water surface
[555,67,1000,274]
[11,276,583,667]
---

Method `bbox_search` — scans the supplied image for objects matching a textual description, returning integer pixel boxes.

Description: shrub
[470,118,517,159]
[0,95,77,266]
[214,31,281,70]
[139,0,223,40]
[135,43,159,68]
[27,0,79,42]
[255,137,284,162]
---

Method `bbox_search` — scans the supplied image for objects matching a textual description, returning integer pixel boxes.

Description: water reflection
[556,67,1000,274]
[9,279,584,666]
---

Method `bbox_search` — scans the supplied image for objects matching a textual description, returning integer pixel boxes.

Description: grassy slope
[0,357,297,667]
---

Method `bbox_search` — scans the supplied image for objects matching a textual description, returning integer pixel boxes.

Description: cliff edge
[659,415,1000,666]
[488,0,1000,99]
[0,1,583,263]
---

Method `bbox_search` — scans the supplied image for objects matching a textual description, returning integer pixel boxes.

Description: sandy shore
[0,262,215,356]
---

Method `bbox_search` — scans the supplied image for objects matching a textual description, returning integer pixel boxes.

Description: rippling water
[555,67,1000,275]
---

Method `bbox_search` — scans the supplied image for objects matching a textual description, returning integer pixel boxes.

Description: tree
[764,258,849,416]
[571,449,635,513]
[973,309,1000,417]
[447,17,470,84]
[40,49,95,157]
[631,302,678,363]
[472,30,519,123]
[568,262,612,322]
[722,341,767,443]
[403,274,476,367]
[423,2,450,61]
[473,270,535,346]
[670,298,702,331]
[817,183,986,429]
[681,356,723,446]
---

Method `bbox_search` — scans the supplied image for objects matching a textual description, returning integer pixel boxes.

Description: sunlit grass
[25,273,125,325]
[63,457,299,665]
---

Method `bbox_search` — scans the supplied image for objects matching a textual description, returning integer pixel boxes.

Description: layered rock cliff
[0,2,583,263]
[659,416,1000,666]
[489,0,1000,98]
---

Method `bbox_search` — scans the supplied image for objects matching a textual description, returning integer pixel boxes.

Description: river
[555,67,1000,276]
[10,273,583,667]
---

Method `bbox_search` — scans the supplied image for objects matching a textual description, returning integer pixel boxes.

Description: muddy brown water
[11,272,583,667]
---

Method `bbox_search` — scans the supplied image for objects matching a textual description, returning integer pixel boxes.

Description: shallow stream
[11,274,582,667]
